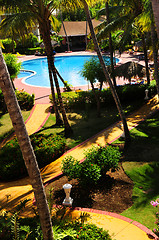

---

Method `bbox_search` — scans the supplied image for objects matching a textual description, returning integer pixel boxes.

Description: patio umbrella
[113,61,146,83]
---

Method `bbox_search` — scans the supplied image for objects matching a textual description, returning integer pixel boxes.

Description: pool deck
[15,50,149,104]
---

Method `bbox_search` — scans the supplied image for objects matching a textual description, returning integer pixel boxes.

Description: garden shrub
[15,89,35,110]
[1,38,16,53]
[0,89,35,112]
[4,53,21,79]
[50,84,156,112]
[61,145,121,186]
[0,133,66,181]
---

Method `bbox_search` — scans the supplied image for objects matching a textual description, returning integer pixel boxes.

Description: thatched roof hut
[114,61,147,83]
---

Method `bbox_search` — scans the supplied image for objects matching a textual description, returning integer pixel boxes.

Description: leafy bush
[15,89,35,110]
[4,53,21,79]
[0,133,66,181]
[61,145,121,186]
[70,222,112,240]
[17,33,39,48]
[0,89,34,112]
[50,84,156,112]
[1,38,16,53]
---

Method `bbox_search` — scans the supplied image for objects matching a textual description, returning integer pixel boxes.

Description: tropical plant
[61,144,120,186]
[151,0,159,39]
[80,57,105,117]
[0,48,54,239]
[80,0,131,144]
[0,0,72,135]
[1,38,16,53]
[3,53,21,80]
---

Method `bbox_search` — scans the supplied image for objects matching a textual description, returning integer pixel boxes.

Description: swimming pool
[18,55,119,88]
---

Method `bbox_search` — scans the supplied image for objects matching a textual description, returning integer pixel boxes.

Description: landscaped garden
[0,0,159,239]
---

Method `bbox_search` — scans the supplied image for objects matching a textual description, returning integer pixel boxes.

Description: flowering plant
[150,199,159,236]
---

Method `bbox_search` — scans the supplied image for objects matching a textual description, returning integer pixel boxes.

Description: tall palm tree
[1,0,72,135]
[151,0,159,38]
[81,0,131,143]
[0,48,54,240]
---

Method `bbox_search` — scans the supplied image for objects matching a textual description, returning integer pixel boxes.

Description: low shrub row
[0,133,66,181]
[0,89,35,113]
[50,83,157,111]
[61,144,121,186]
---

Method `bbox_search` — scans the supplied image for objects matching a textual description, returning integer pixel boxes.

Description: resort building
[58,19,102,51]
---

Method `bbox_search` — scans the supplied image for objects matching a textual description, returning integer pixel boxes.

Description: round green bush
[0,133,66,181]
[61,144,121,186]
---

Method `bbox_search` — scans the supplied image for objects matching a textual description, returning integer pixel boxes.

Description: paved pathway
[1,52,158,240]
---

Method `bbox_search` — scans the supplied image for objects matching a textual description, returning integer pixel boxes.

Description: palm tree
[151,0,159,38]
[0,47,54,240]
[1,0,72,135]
[81,0,131,143]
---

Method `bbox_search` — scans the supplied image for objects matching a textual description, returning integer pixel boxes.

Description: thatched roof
[58,19,102,37]
[114,61,146,82]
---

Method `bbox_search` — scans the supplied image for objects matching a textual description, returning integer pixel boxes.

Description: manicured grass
[40,100,144,149]
[0,110,31,141]
[122,162,159,230]
[115,111,159,230]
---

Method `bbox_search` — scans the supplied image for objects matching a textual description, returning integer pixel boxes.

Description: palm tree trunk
[141,34,150,85]
[39,22,72,135]
[51,63,73,136]
[0,48,54,240]
[60,11,70,52]
[81,0,131,143]
[106,1,116,87]
[151,0,159,39]
[151,20,159,98]
[48,62,63,125]
[90,81,101,117]
[55,68,72,91]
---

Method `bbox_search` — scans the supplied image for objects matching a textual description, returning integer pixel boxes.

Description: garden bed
[45,163,133,213]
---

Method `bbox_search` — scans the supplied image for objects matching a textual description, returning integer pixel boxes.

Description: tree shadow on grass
[127,162,159,209]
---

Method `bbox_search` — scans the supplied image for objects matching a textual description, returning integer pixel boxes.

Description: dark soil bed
[45,163,133,214]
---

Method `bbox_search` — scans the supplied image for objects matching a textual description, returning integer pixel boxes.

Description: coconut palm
[59,0,130,142]
[151,0,159,39]
[0,47,54,240]
[138,0,159,97]
[0,0,72,135]
[80,0,131,143]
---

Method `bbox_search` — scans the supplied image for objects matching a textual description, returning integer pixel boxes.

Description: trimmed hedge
[50,83,157,111]
[0,133,66,181]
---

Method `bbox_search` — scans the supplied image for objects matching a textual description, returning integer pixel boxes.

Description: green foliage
[0,133,66,181]
[15,89,35,110]
[80,57,108,84]
[69,222,112,240]
[62,145,121,186]
[1,38,16,53]
[17,33,39,49]
[3,53,21,79]
[0,89,35,112]
[50,83,156,112]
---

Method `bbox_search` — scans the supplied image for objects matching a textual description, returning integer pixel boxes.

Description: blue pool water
[18,55,119,88]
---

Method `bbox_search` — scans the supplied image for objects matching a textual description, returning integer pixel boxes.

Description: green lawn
[115,111,159,230]
[0,110,31,142]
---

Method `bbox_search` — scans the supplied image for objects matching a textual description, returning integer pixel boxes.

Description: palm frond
[97,15,130,40]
